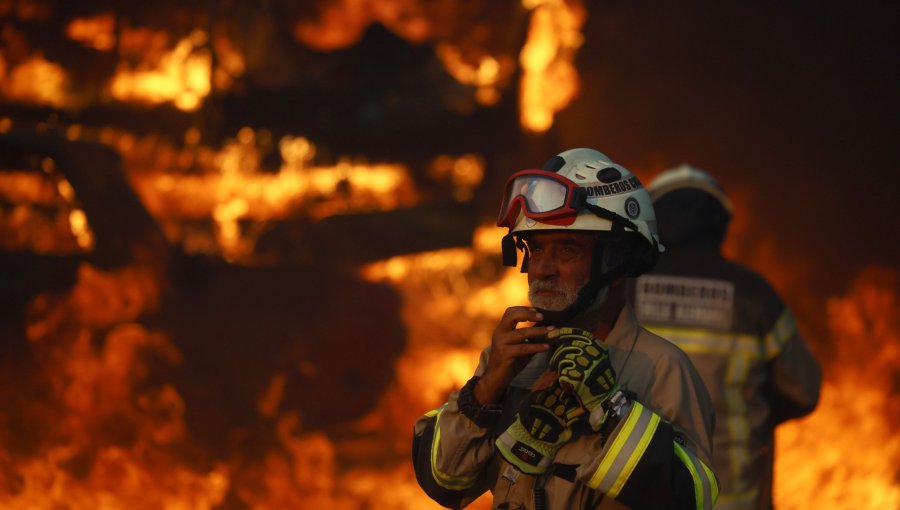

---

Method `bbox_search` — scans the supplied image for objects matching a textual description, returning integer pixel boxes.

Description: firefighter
[628,165,822,509]
[413,148,719,509]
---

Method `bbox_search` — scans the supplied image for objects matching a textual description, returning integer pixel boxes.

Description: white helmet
[497,148,663,267]
[496,148,664,324]
[647,164,733,213]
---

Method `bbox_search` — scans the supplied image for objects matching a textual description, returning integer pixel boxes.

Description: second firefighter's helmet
[646,164,732,249]
[647,164,733,213]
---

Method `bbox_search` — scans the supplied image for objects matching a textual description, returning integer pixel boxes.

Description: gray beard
[528,278,583,311]
[528,277,608,313]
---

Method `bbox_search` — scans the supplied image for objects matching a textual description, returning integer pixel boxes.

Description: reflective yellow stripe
[763,308,796,359]
[610,412,660,497]
[588,404,642,488]
[701,457,718,505]
[428,406,478,491]
[645,326,760,358]
[588,402,659,497]
[674,442,718,510]
[723,350,751,494]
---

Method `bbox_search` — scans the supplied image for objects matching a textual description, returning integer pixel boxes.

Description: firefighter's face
[525,232,594,311]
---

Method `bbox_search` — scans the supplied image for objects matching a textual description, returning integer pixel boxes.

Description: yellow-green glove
[495,383,585,475]
[548,327,619,428]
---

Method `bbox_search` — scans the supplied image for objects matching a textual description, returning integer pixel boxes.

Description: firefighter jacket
[628,244,822,510]
[412,303,718,509]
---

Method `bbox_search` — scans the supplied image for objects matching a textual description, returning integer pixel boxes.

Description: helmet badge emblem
[625,197,641,219]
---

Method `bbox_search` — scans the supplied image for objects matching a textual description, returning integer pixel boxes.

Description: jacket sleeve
[574,401,719,510]
[411,350,496,509]
[572,329,720,510]
[763,308,822,423]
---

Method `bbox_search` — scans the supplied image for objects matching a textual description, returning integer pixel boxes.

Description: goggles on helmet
[496,170,587,228]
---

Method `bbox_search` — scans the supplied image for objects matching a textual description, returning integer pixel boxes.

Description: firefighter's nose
[528,251,558,279]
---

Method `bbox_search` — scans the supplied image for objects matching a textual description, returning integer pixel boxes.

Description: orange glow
[428,153,486,202]
[294,0,582,127]
[519,0,586,132]
[2,4,896,508]
[351,225,523,509]
[0,53,72,107]
[0,257,234,509]
[4,139,897,507]
[66,14,116,51]
[125,129,418,261]
[110,30,212,111]
[293,0,430,50]
[774,266,900,509]
[0,164,95,254]
[435,44,514,106]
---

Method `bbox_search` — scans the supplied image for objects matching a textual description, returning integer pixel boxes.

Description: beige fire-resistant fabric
[413,303,717,509]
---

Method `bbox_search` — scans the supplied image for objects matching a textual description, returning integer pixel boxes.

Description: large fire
[0,1,897,509]
[2,0,582,132]
[2,209,897,508]
[774,266,900,509]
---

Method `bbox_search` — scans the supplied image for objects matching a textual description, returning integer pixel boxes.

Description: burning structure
[1,1,898,508]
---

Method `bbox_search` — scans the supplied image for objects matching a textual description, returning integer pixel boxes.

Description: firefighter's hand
[495,383,584,475]
[475,307,555,405]
[549,328,619,418]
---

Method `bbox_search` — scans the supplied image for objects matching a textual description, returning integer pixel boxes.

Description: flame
[429,153,487,202]
[123,128,418,261]
[293,0,431,50]
[6,3,896,507]
[66,14,116,51]
[0,53,72,107]
[2,123,426,262]
[293,0,584,131]
[361,226,900,508]
[435,44,513,106]
[294,0,514,106]
[518,0,586,132]
[774,266,900,509]
[110,30,212,111]
[0,258,230,509]
[4,148,897,508]
[0,162,94,254]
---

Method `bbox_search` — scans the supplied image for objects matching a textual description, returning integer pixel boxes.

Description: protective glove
[495,383,585,475]
[548,327,620,429]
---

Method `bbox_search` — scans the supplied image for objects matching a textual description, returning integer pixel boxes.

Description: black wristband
[457,376,503,429]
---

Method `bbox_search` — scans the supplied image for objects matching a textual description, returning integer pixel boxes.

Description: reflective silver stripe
[587,402,660,497]
[495,429,553,474]
[674,442,718,510]
[429,406,478,490]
